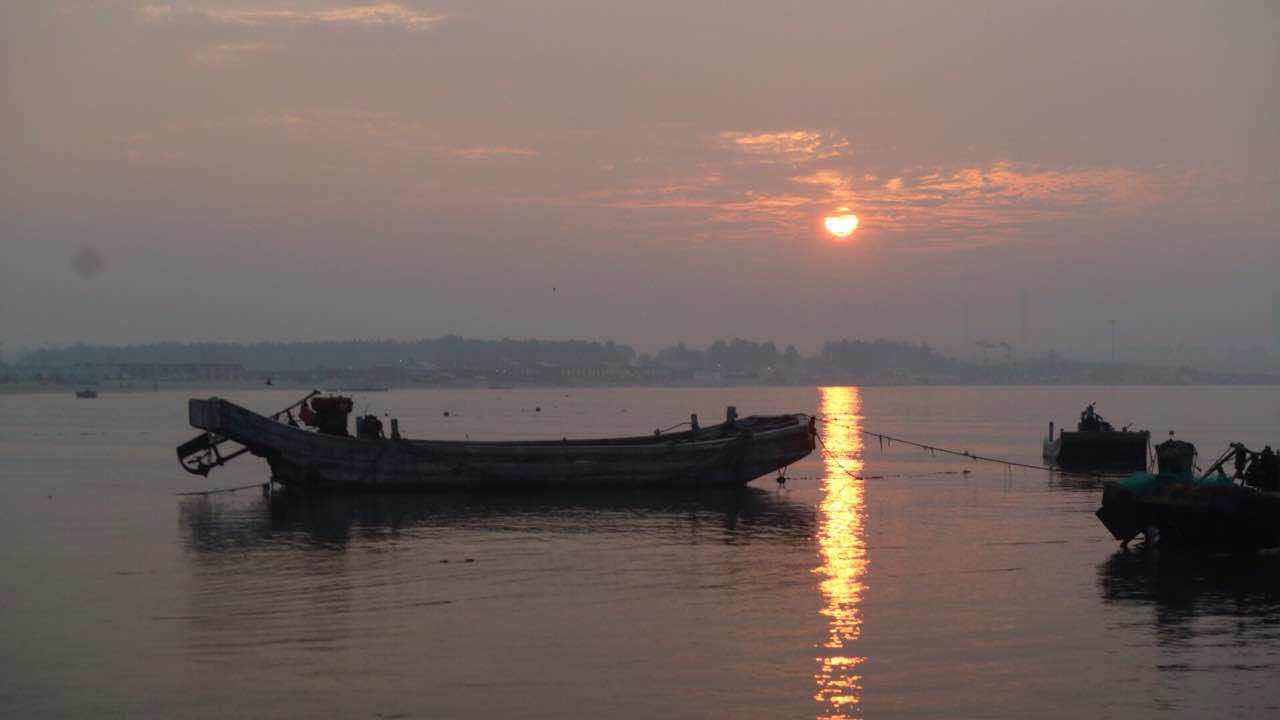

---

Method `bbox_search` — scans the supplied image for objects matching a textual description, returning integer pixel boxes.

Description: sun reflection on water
[814,386,867,718]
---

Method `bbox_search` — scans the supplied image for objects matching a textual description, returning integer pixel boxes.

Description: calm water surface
[3,386,1280,718]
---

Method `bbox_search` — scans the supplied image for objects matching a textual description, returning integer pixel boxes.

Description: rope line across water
[175,482,266,496]
[814,415,1099,480]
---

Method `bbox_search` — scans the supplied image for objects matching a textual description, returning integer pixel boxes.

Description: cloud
[111,109,1207,253]
[907,162,1170,208]
[235,110,539,163]
[450,146,540,161]
[190,41,279,67]
[527,124,1200,250]
[117,108,542,181]
[138,2,444,32]
[792,169,853,195]
[239,108,405,132]
[717,130,850,164]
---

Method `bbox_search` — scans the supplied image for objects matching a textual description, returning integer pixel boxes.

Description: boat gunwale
[193,398,811,452]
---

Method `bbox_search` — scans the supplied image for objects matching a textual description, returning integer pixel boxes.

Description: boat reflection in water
[1098,549,1280,625]
[1096,549,1280,712]
[814,386,868,718]
[178,486,817,555]
[173,485,821,688]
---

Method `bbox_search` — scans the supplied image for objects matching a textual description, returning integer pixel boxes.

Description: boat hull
[1097,480,1280,550]
[1043,430,1149,473]
[187,398,816,491]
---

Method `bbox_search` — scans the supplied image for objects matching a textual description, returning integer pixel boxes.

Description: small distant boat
[75,389,98,399]
[1043,404,1148,473]
[1096,438,1280,550]
[177,392,816,492]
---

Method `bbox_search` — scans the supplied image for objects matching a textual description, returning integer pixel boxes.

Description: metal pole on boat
[270,389,321,421]
[1195,444,1241,484]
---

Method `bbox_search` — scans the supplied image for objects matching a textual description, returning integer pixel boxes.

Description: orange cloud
[717,130,850,164]
[908,162,1168,207]
[793,169,854,195]
[115,110,1206,252]
[139,2,444,31]
[544,143,1198,249]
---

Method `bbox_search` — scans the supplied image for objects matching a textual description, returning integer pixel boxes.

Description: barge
[177,393,817,492]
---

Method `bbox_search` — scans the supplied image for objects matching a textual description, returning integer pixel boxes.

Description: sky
[2,1,1278,358]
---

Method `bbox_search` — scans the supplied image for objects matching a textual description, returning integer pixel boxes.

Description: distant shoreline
[12,336,1280,391]
[8,380,1280,396]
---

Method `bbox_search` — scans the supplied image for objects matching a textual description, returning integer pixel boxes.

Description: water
[3,386,1280,718]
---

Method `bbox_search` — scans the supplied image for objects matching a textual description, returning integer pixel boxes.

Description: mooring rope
[814,415,1092,477]
[814,431,866,480]
[175,482,266,496]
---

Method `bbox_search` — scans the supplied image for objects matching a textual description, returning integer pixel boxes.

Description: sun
[824,209,859,239]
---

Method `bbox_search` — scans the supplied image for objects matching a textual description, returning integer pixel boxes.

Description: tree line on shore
[17,336,959,373]
[12,336,1275,384]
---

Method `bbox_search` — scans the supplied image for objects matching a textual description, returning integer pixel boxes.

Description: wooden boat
[1042,404,1148,473]
[1096,439,1280,551]
[177,393,816,491]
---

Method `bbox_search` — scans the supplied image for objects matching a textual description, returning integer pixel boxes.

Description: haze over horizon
[4,1,1278,357]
